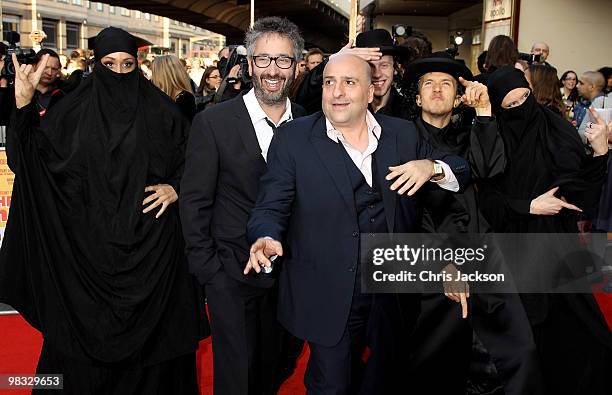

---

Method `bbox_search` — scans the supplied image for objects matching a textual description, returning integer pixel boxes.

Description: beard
[252,71,294,106]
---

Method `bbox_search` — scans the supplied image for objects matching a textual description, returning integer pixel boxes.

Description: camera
[220,45,250,85]
[518,52,541,64]
[1,32,37,82]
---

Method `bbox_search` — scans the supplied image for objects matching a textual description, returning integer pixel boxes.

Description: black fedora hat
[406,51,473,81]
[355,29,408,57]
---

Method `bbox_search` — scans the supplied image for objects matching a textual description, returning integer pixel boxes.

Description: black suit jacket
[179,94,306,288]
[247,112,470,346]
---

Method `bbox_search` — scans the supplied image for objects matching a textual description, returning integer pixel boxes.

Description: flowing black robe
[0,64,207,369]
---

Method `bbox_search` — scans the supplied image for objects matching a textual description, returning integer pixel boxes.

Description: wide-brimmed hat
[406,51,473,81]
[355,29,409,57]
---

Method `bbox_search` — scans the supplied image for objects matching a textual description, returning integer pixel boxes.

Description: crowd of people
[0,15,611,395]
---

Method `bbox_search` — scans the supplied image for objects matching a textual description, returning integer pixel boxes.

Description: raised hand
[332,39,382,62]
[458,76,491,116]
[584,107,611,156]
[12,53,49,109]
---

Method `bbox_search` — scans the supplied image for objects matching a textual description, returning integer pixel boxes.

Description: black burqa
[481,66,612,395]
[0,27,206,372]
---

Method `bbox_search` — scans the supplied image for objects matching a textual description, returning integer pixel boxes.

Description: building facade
[1,0,225,59]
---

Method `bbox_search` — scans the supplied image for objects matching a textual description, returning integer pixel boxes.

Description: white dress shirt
[325,111,459,191]
[243,88,293,161]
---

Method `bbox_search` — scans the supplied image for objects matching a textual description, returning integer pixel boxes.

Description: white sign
[484,0,513,22]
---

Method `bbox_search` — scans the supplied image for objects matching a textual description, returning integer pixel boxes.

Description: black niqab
[0,27,204,364]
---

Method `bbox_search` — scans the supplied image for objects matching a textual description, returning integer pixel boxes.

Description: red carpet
[0,314,307,395]
[1,289,611,395]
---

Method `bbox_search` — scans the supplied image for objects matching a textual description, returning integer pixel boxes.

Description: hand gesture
[386,159,435,196]
[529,186,581,215]
[332,39,382,62]
[459,77,491,116]
[244,238,283,275]
[12,53,49,109]
[584,107,611,156]
[442,264,470,319]
[142,184,178,218]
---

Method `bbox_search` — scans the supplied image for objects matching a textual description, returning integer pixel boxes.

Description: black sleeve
[6,103,39,173]
[469,116,506,179]
[176,91,197,122]
[179,113,222,284]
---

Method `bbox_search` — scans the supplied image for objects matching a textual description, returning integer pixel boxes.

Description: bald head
[531,42,550,62]
[322,53,374,131]
[324,54,372,84]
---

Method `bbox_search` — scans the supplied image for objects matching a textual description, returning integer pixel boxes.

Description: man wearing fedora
[403,53,543,395]
[294,29,412,119]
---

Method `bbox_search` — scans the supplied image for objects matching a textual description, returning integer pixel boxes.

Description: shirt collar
[325,110,382,143]
[243,88,293,126]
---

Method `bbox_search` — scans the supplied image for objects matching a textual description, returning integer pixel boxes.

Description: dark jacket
[247,112,470,346]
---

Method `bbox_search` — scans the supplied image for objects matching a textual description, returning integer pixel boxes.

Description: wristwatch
[431,161,445,180]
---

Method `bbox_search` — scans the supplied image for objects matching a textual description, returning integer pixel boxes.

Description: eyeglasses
[208,75,221,79]
[252,55,295,69]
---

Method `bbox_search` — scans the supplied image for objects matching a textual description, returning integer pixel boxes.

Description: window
[170,41,176,53]
[144,13,151,20]
[72,0,82,5]
[135,11,141,19]
[66,22,80,49]
[42,19,58,48]
[182,43,187,56]
[2,15,20,36]
[57,0,68,3]
[109,6,115,14]
[120,8,130,17]
[96,2,103,11]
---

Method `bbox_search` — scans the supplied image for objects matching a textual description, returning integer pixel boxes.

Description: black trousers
[206,268,287,395]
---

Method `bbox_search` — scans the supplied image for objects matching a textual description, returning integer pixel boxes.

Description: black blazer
[247,112,470,346]
[179,94,305,288]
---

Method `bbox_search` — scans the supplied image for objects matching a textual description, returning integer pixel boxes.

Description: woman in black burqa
[481,65,612,395]
[0,27,208,393]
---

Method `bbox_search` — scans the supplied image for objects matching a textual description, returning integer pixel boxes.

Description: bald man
[575,71,607,135]
[531,41,550,64]
[246,54,470,393]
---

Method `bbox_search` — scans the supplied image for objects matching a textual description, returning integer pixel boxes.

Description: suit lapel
[374,117,398,232]
[234,96,267,170]
[310,115,356,216]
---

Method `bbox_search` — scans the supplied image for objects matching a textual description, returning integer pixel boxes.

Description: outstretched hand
[530,186,582,215]
[12,53,49,109]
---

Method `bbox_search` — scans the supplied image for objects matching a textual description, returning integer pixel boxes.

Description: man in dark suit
[179,17,306,395]
[245,54,470,394]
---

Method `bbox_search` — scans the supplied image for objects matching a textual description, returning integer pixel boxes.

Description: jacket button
[352,231,359,237]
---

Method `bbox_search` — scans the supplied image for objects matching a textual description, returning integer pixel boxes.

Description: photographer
[214,45,252,104]
[1,43,12,127]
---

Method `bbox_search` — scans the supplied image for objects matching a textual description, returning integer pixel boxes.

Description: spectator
[530,41,550,65]
[296,58,307,77]
[195,66,220,111]
[189,57,205,89]
[526,64,564,115]
[32,49,65,117]
[574,71,606,131]
[151,54,197,121]
[475,35,518,84]
[560,70,579,120]
[305,47,324,70]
